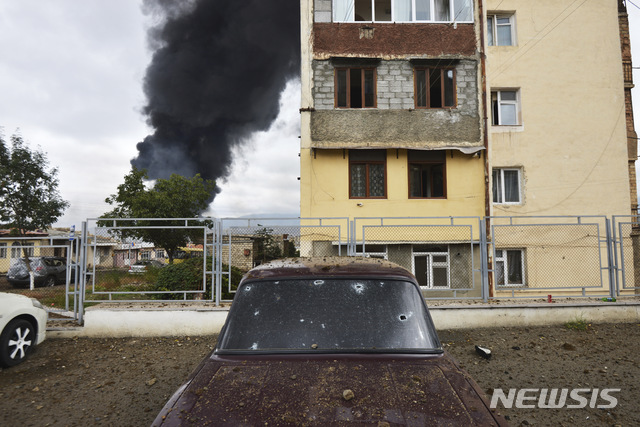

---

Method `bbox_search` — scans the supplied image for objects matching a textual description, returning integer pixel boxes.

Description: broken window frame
[408,150,447,199]
[414,67,456,109]
[335,67,377,109]
[332,0,474,23]
[491,89,520,126]
[492,168,521,204]
[349,150,387,199]
[487,13,515,46]
[494,248,525,287]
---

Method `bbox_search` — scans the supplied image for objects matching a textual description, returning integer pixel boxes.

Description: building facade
[299,0,636,294]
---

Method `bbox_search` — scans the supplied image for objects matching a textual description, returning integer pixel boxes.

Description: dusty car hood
[154,353,507,426]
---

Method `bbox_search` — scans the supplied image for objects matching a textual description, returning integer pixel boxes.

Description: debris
[343,389,355,401]
[146,378,157,386]
[561,343,576,351]
[475,345,492,360]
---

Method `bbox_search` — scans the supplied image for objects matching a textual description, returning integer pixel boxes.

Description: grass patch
[565,316,591,331]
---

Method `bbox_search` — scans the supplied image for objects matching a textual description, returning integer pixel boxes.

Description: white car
[0,292,48,367]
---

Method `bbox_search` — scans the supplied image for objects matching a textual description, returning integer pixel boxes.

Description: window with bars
[0,243,6,258]
[350,150,386,198]
[414,68,456,108]
[408,150,446,198]
[335,67,377,108]
[11,242,34,258]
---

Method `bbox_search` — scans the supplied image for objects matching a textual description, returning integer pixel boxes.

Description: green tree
[100,167,215,264]
[0,132,69,289]
[0,133,69,234]
[253,227,283,264]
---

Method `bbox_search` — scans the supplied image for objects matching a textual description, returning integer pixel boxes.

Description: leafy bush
[153,258,245,300]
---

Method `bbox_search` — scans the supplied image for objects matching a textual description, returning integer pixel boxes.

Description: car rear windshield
[217,279,441,353]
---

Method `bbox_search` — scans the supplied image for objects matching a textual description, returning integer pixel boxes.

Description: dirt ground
[0,323,638,426]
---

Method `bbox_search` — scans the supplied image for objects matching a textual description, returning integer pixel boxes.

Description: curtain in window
[496,17,512,45]
[492,169,502,203]
[503,170,519,202]
[334,0,354,22]
[351,164,366,197]
[393,0,412,21]
[434,0,450,21]
[453,0,472,21]
[507,250,523,284]
[369,164,385,197]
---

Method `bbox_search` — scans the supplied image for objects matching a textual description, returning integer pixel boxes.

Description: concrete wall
[486,0,632,217]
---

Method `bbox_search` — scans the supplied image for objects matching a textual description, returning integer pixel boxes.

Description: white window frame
[0,243,6,259]
[11,242,34,258]
[333,0,474,23]
[494,248,525,287]
[487,13,516,46]
[140,250,151,260]
[491,89,521,126]
[412,247,451,289]
[493,168,522,205]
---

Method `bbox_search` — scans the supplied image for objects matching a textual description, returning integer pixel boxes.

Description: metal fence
[2,215,638,321]
[0,237,80,314]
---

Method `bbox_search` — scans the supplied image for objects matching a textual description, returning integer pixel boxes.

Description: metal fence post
[480,218,489,303]
[605,218,617,298]
[78,221,88,324]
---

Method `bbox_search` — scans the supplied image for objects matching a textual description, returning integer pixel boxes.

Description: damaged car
[153,257,507,426]
[7,256,74,288]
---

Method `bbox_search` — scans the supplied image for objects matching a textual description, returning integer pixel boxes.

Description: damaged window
[217,278,439,352]
[350,150,386,198]
[487,13,515,46]
[414,68,456,108]
[333,0,473,22]
[335,67,376,108]
[408,150,446,198]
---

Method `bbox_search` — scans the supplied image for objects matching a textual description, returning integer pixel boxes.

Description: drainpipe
[477,0,494,298]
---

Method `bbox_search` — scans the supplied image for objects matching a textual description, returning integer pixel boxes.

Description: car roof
[242,257,417,283]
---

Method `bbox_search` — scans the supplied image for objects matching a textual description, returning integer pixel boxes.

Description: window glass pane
[503,170,520,202]
[350,68,363,108]
[374,0,391,21]
[453,0,473,21]
[496,260,505,285]
[394,0,412,21]
[334,0,355,21]
[444,70,455,106]
[364,69,375,107]
[336,69,347,107]
[409,164,422,197]
[487,16,494,46]
[415,70,427,107]
[414,256,428,287]
[432,164,444,197]
[434,0,450,21]
[355,0,372,21]
[497,24,512,46]
[351,164,366,197]
[500,103,517,125]
[415,0,431,20]
[500,90,517,101]
[429,69,442,108]
[492,169,502,203]
[369,164,385,197]
[507,250,523,284]
[432,267,448,287]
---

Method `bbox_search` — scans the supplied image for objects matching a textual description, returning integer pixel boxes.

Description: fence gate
[613,215,640,294]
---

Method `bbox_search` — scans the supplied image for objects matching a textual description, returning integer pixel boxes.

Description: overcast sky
[0,1,639,228]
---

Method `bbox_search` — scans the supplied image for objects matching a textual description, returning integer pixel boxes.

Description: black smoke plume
[132,0,300,198]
